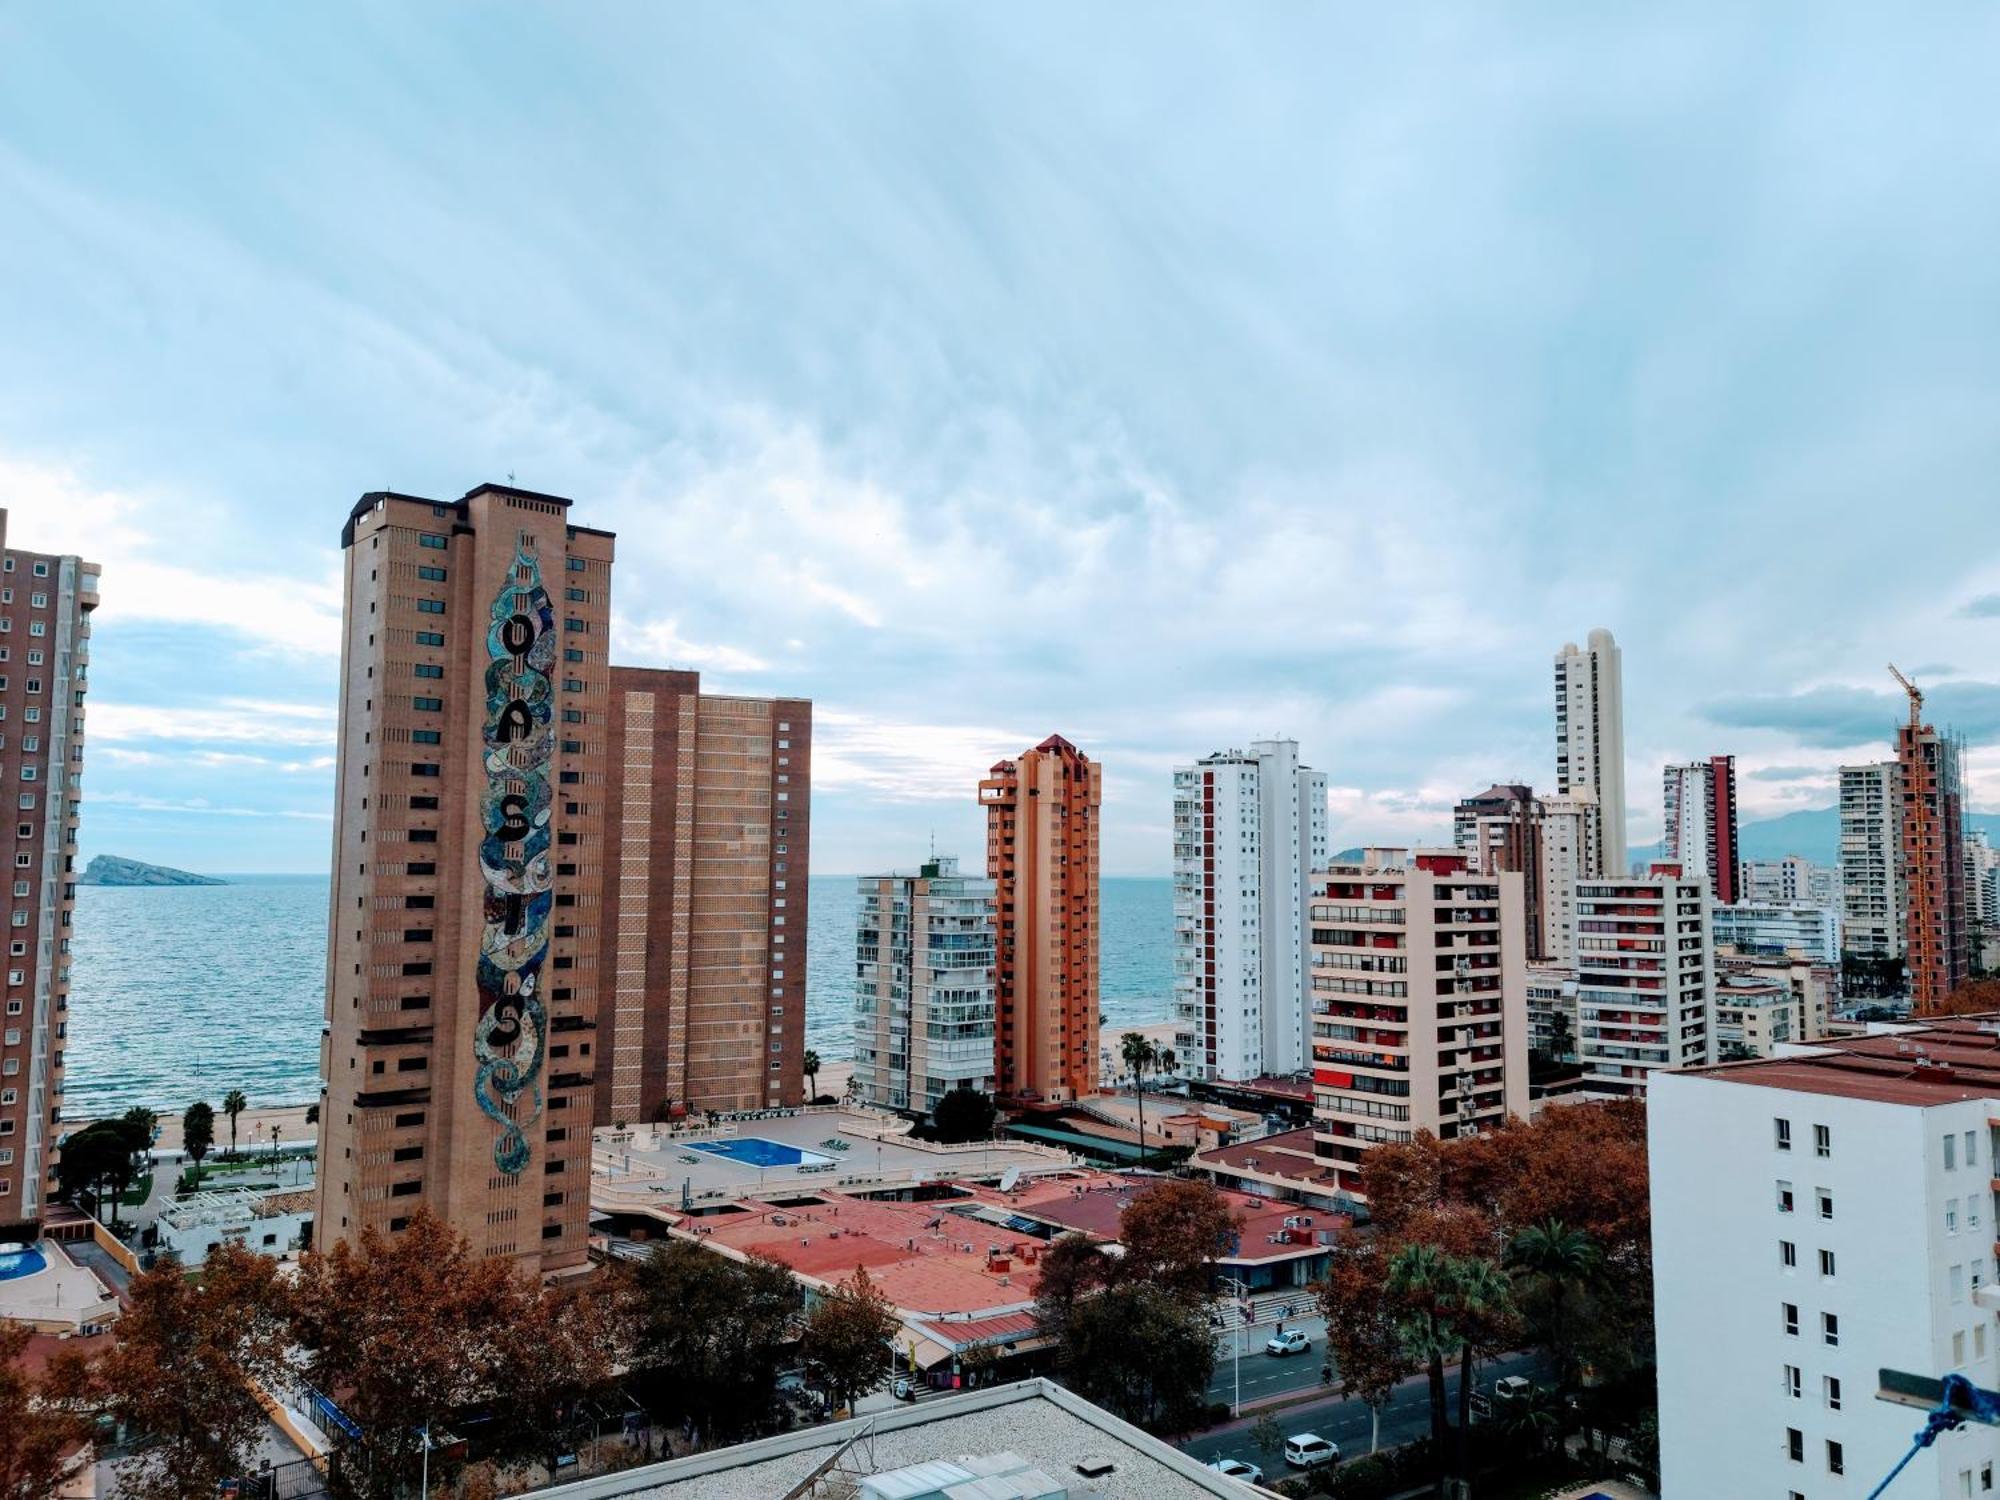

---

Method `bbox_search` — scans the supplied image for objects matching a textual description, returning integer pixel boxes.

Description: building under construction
[1891,665,1969,1011]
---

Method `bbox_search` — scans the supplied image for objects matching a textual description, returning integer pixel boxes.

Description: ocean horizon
[63,872,1174,1117]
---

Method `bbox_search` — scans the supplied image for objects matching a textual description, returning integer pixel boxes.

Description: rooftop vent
[1074,1455,1116,1478]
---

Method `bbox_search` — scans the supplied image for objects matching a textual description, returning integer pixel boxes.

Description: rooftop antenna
[1888,663,1924,728]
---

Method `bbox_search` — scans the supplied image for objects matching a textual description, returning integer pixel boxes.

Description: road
[1186,1350,1546,1474]
[1208,1311,1331,1409]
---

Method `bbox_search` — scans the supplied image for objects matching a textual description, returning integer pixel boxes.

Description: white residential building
[1554,629,1627,876]
[1712,900,1843,965]
[1573,865,1714,1095]
[1652,1022,2000,1500]
[1745,855,1839,907]
[1840,761,1905,960]
[1526,964,1578,1061]
[1172,740,1328,1081]
[851,857,996,1117]
[1535,792,1600,965]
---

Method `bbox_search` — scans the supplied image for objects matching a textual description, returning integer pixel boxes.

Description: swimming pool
[688,1137,834,1170]
[0,1243,47,1281]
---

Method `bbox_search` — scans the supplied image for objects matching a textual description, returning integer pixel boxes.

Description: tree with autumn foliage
[0,1321,92,1500]
[624,1239,800,1443]
[1031,1232,1113,1367]
[800,1265,901,1415]
[289,1210,595,1500]
[92,1242,292,1500]
[1921,977,2000,1017]
[1316,1234,1416,1453]
[1116,1178,1245,1300]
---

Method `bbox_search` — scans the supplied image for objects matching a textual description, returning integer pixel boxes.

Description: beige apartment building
[1307,849,1529,1201]
[593,669,810,1123]
[0,515,96,1238]
[979,736,1100,1104]
[318,485,614,1273]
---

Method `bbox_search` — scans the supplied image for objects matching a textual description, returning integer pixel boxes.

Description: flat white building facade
[1840,761,1905,961]
[1653,1029,2000,1499]
[1573,866,1714,1095]
[1536,792,1600,965]
[1555,629,1627,877]
[1712,901,1843,966]
[1172,740,1328,1081]
[1745,856,1839,908]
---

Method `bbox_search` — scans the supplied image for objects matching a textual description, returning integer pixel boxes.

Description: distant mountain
[1632,807,2000,869]
[80,855,227,887]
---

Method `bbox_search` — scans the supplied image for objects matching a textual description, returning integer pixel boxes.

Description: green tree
[1387,1244,1457,1457]
[1065,1282,1214,1433]
[93,1242,291,1500]
[1249,1413,1285,1472]
[932,1086,997,1144]
[221,1089,248,1158]
[1119,1032,1158,1162]
[1032,1233,1111,1367]
[182,1100,215,1188]
[305,1101,320,1126]
[626,1240,799,1443]
[1448,1256,1516,1478]
[54,1120,128,1224]
[803,1049,822,1100]
[801,1266,901,1415]
[1507,1219,1602,1392]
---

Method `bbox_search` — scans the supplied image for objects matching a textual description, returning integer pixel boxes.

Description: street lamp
[1215,1275,1251,1417]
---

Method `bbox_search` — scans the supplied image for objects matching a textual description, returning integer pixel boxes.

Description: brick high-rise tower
[1895,675,1967,1011]
[0,515,96,1239]
[979,736,1099,1104]
[317,485,612,1273]
[593,669,810,1122]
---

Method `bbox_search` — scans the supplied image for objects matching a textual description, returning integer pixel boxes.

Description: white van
[1284,1433,1340,1469]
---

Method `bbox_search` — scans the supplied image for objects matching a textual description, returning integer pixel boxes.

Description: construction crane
[1888,663,1924,727]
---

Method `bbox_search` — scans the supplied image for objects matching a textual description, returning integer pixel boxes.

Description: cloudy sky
[4,4,1999,876]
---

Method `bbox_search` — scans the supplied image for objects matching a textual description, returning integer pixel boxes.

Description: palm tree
[1387,1244,1457,1455]
[1159,1047,1177,1081]
[803,1050,821,1101]
[1507,1219,1601,1390]
[1119,1033,1157,1165]
[1449,1257,1515,1477]
[222,1089,248,1159]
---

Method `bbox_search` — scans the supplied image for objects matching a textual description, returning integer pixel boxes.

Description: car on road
[1206,1458,1264,1484]
[1284,1432,1340,1469]
[1265,1328,1311,1357]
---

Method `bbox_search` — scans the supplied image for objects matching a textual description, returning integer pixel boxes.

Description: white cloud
[617,616,771,674]
[90,789,331,821]
[90,700,336,748]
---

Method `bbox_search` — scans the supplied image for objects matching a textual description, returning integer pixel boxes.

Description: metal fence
[223,1456,331,1500]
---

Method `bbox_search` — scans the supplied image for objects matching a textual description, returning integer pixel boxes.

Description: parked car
[1284,1433,1340,1469]
[1207,1458,1264,1484]
[1493,1374,1533,1406]
[1265,1328,1311,1357]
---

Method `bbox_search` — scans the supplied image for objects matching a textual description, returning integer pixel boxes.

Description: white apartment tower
[1652,1021,2000,1499]
[1744,856,1839,907]
[1535,792,1600,965]
[1840,761,1905,960]
[1573,863,1715,1095]
[1172,740,1328,1082]
[851,857,996,1117]
[1307,850,1531,1201]
[1554,629,1627,877]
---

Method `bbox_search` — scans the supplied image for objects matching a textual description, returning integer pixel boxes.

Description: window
[416,598,445,614]
[412,697,442,712]
[1775,1118,1793,1150]
[1786,1427,1803,1462]
[1777,1181,1795,1213]
[1952,1265,1966,1304]
[1815,1123,1831,1157]
[415,630,445,646]
[417,566,446,581]
[420,533,448,549]
[30,562,45,577]
[412,730,441,745]
[414,664,444,678]
[567,557,586,572]
[411,763,440,778]
[1816,1188,1833,1220]
[1783,1302,1799,1336]
[1948,1133,1959,1170]
[1823,1312,1839,1346]
[1951,1200,1963,1233]
[1827,1440,1843,1476]
[1820,1248,1835,1277]
[1970,1130,1980,1167]
[1783,1363,1801,1398]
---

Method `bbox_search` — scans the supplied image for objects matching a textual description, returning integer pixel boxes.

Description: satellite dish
[999,1167,1021,1193]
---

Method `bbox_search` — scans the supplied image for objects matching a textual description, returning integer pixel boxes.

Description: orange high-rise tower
[979,736,1100,1103]
[1892,667,1967,1011]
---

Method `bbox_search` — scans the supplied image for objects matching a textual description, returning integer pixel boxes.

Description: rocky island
[80,855,228,887]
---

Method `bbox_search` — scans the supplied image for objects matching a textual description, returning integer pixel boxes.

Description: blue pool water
[689,1137,833,1170]
[0,1244,47,1280]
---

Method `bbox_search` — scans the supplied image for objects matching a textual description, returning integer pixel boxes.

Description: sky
[4,4,2000,876]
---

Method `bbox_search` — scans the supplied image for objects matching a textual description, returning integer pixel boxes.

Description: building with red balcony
[1574,863,1715,1095]
[1306,849,1529,1201]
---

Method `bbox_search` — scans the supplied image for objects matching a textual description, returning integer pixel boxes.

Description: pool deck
[0,1239,121,1333]
[591,1105,1079,1216]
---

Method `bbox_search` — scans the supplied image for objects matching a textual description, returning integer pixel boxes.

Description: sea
[63,874,1174,1117]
